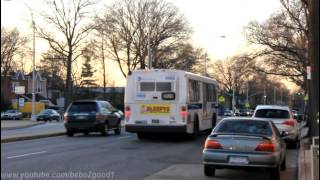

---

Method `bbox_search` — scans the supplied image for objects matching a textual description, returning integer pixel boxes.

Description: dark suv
[64,100,121,136]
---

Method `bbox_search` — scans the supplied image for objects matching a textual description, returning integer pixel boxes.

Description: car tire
[204,165,215,177]
[270,166,280,180]
[114,120,121,135]
[67,130,74,137]
[100,124,108,136]
[281,156,286,171]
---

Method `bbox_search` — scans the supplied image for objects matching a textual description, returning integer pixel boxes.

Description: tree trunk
[65,52,73,110]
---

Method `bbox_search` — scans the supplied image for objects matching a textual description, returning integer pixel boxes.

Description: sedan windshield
[215,120,272,136]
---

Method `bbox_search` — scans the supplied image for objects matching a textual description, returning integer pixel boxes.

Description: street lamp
[4,0,36,120]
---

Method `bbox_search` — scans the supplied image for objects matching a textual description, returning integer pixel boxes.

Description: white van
[124,69,219,139]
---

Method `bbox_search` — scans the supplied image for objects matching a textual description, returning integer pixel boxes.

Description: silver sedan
[203,117,287,180]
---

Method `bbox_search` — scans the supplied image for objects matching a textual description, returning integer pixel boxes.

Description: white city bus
[124,69,218,139]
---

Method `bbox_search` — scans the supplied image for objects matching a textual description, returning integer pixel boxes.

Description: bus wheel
[212,114,217,128]
[190,118,199,140]
[137,133,148,139]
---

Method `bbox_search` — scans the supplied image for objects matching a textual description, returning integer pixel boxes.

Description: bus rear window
[140,82,155,91]
[156,82,172,91]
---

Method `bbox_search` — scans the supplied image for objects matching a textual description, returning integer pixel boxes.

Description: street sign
[307,66,311,80]
[19,98,25,107]
[14,86,25,94]
[245,102,250,108]
[218,96,225,103]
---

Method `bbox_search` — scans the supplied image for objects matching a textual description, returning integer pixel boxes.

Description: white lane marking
[7,151,47,159]
[118,136,133,140]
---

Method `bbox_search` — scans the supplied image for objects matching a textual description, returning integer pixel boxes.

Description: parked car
[203,117,287,180]
[224,110,233,116]
[115,110,124,120]
[292,109,304,122]
[64,100,121,136]
[253,105,299,146]
[239,109,249,116]
[1,110,23,120]
[36,109,61,122]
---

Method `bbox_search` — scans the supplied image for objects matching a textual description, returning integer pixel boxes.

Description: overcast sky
[1,0,283,86]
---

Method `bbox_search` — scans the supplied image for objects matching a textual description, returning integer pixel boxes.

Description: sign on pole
[245,102,250,109]
[218,96,225,104]
[14,86,25,94]
[19,98,25,107]
[307,66,311,80]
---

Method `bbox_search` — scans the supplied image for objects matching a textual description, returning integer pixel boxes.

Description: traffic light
[296,92,302,96]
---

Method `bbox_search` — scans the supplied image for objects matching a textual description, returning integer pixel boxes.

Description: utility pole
[273,87,276,105]
[263,86,266,105]
[280,90,283,105]
[147,33,152,69]
[246,81,249,109]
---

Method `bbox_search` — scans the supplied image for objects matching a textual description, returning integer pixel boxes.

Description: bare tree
[38,0,96,108]
[1,27,28,77]
[209,56,253,94]
[243,0,308,91]
[95,0,191,77]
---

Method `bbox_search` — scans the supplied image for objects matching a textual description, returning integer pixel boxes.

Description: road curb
[1,122,45,131]
[1,132,65,143]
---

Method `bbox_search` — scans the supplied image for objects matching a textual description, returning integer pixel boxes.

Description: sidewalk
[1,121,65,143]
[298,127,319,180]
[1,119,44,130]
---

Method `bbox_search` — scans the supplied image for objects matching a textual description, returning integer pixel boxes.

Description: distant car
[64,100,121,136]
[115,110,124,120]
[224,110,233,116]
[253,105,299,146]
[203,117,287,180]
[1,110,23,120]
[37,109,61,122]
[292,109,304,122]
[239,109,249,116]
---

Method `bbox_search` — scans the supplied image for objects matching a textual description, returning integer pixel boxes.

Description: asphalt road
[1,130,298,180]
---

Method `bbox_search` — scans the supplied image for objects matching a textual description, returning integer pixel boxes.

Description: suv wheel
[114,120,121,135]
[204,165,215,177]
[137,133,148,139]
[67,130,74,137]
[100,124,108,136]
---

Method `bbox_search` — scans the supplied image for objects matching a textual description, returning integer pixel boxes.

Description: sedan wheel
[204,165,215,177]
[114,120,121,135]
[100,124,108,136]
[270,166,280,180]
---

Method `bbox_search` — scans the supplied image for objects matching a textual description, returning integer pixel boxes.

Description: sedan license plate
[229,156,249,164]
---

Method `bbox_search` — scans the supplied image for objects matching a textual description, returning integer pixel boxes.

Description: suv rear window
[255,109,290,119]
[215,120,272,136]
[68,102,97,113]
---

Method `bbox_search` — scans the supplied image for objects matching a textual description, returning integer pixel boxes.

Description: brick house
[1,70,47,104]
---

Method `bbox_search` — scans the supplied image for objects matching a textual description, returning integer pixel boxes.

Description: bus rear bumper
[125,124,187,133]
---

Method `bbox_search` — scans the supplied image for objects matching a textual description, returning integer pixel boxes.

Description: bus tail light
[181,106,187,122]
[125,106,131,121]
